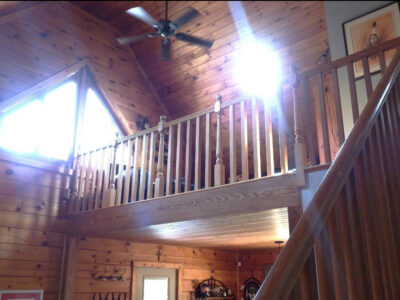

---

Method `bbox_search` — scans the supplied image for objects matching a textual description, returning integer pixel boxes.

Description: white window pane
[38,81,77,160]
[79,88,120,153]
[0,100,42,154]
[143,277,169,300]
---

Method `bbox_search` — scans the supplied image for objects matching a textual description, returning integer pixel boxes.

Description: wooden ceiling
[97,208,289,250]
[74,1,329,119]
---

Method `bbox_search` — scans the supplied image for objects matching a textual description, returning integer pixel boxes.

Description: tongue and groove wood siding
[75,1,329,119]
[74,237,239,300]
[0,158,68,300]
[0,1,164,132]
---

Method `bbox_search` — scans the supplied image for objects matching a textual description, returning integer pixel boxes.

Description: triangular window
[0,67,122,162]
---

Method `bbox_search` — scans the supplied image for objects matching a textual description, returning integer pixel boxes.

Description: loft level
[66,37,400,246]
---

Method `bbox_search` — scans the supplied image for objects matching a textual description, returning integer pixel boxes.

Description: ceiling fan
[117,1,214,61]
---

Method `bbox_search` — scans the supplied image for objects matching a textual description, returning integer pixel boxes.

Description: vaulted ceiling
[74,1,329,119]
[0,1,328,131]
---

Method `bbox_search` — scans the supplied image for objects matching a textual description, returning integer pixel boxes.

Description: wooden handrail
[254,48,400,300]
[300,36,400,79]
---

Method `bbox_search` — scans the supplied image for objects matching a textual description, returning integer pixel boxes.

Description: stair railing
[254,48,400,300]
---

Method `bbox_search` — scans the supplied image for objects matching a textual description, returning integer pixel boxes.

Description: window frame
[0,64,124,169]
[136,267,177,300]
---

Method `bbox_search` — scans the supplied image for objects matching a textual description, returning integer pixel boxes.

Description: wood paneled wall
[74,237,239,300]
[0,1,164,133]
[0,157,68,299]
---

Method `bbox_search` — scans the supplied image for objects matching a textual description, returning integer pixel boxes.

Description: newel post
[104,133,119,207]
[290,65,306,187]
[154,115,167,197]
[214,94,225,186]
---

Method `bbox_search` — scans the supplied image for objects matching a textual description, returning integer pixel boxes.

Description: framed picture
[0,290,43,300]
[343,2,400,77]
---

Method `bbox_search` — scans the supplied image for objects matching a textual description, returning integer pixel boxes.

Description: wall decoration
[241,277,261,300]
[192,277,235,299]
[343,2,400,77]
[0,290,43,300]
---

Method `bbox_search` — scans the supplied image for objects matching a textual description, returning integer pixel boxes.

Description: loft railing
[68,86,297,213]
[67,36,400,214]
[255,47,400,298]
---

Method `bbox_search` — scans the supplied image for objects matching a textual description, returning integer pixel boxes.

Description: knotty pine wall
[0,1,164,133]
[0,158,68,299]
[74,237,280,300]
[75,237,238,300]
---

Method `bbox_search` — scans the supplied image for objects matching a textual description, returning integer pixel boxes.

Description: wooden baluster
[354,154,384,299]
[122,139,133,204]
[76,153,87,212]
[378,51,387,73]
[82,150,93,211]
[155,116,167,197]
[369,125,399,298]
[251,96,261,178]
[139,134,148,200]
[147,131,156,199]
[290,65,306,186]
[328,202,348,299]
[278,88,288,173]
[229,104,237,183]
[101,146,111,208]
[115,141,125,205]
[130,137,140,202]
[166,126,175,195]
[331,67,345,145]
[347,62,359,123]
[204,113,212,188]
[314,225,335,300]
[362,56,373,98]
[240,100,249,180]
[175,122,183,193]
[194,116,202,189]
[317,72,331,163]
[214,94,225,186]
[69,154,80,214]
[94,147,106,209]
[88,150,99,210]
[264,98,274,176]
[302,78,317,166]
[185,119,193,192]
[104,136,118,207]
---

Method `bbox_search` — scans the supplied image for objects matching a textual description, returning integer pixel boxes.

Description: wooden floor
[67,173,298,249]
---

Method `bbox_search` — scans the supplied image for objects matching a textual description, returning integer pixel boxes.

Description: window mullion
[71,68,88,161]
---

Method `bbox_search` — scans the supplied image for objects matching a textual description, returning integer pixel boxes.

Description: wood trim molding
[0,59,88,112]
[67,173,299,236]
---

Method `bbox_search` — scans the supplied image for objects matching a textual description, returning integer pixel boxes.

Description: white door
[136,267,177,300]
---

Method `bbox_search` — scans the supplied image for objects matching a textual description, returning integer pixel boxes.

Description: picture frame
[0,290,43,300]
[343,2,400,78]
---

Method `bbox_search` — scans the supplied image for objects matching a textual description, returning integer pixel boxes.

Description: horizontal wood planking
[0,157,66,297]
[74,236,239,299]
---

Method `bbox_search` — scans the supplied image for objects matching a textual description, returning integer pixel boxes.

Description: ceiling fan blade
[126,7,159,28]
[117,33,154,46]
[161,38,171,61]
[170,8,200,31]
[175,33,213,48]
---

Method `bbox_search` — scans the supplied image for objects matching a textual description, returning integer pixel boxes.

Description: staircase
[255,45,400,299]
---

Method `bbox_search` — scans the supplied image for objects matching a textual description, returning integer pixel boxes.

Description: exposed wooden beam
[0,59,88,112]
[67,173,299,236]
[59,235,78,300]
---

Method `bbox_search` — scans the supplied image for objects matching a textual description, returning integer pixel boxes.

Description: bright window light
[0,81,77,160]
[234,41,282,99]
[143,277,169,300]
[38,81,77,160]
[78,88,121,153]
